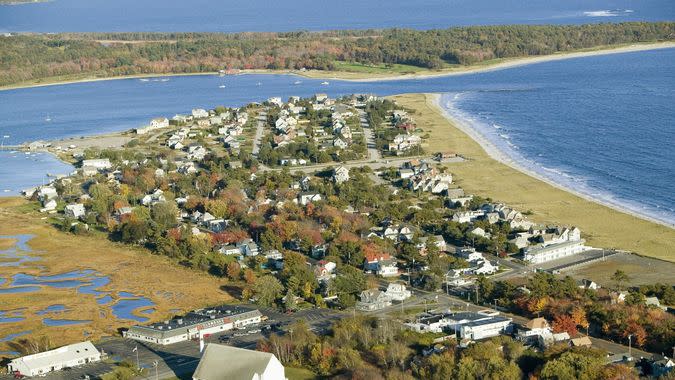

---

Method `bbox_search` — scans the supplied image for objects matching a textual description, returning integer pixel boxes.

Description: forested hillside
[1,22,674,86]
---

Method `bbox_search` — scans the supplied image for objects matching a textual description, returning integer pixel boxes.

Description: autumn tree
[253,275,284,307]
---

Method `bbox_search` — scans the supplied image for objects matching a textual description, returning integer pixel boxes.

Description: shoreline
[429,93,674,230]
[1,42,674,92]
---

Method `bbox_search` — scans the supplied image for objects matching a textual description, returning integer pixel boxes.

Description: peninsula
[1,22,674,89]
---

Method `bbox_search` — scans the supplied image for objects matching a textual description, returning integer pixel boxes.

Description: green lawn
[285,367,318,380]
[331,61,428,74]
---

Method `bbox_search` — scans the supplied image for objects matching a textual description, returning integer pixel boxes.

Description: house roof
[570,336,592,347]
[10,341,99,371]
[193,344,279,380]
[364,251,391,262]
[525,317,549,330]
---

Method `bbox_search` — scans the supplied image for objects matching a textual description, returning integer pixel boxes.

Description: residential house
[332,166,350,184]
[472,260,498,275]
[192,108,209,119]
[64,203,86,219]
[455,247,483,262]
[578,279,600,290]
[218,244,240,256]
[333,137,349,149]
[470,227,490,239]
[82,158,112,175]
[384,283,411,301]
[389,134,421,153]
[517,317,553,345]
[452,210,485,224]
[363,251,398,277]
[314,261,336,281]
[237,239,260,257]
[297,192,322,206]
[356,289,392,311]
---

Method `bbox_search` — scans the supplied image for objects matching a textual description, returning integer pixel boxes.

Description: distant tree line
[1,22,674,86]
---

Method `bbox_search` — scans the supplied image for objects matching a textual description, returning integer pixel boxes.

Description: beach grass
[390,93,675,262]
[0,237,17,251]
[0,197,231,351]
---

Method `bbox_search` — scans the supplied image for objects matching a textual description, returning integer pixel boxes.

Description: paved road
[263,155,464,175]
[358,109,380,161]
[251,109,268,157]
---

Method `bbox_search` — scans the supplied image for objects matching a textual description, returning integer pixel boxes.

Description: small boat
[321,81,329,85]
[139,78,150,82]
[45,114,51,122]
[160,78,170,82]
[293,80,302,85]
[3,190,11,193]
[219,85,226,88]
[256,82,262,86]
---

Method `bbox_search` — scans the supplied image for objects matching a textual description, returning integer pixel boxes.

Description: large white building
[193,344,285,380]
[445,312,513,340]
[523,227,587,265]
[124,306,262,345]
[7,341,101,377]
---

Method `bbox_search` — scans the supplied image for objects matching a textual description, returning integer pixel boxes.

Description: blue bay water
[0,49,673,225]
[1,0,673,33]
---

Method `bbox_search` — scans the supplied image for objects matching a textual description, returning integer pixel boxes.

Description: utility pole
[132,346,139,370]
[628,334,633,358]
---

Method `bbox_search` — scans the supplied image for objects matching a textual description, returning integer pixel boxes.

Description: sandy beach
[389,93,674,261]
[295,42,675,82]
[1,42,674,91]
[430,94,674,230]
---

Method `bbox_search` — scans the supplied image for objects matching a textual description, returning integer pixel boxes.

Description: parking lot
[0,305,346,380]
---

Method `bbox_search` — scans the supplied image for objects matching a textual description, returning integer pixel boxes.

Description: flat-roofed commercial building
[7,341,101,377]
[123,305,262,345]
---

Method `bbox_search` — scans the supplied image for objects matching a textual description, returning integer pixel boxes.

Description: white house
[267,97,284,107]
[297,192,322,206]
[356,289,392,311]
[64,203,86,219]
[451,210,485,224]
[237,239,260,257]
[192,108,209,119]
[456,247,483,263]
[81,159,112,170]
[333,137,349,149]
[38,198,57,212]
[81,158,112,175]
[193,344,285,380]
[332,166,350,184]
[473,260,498,275]
[385,283,411,301]
[518,317,552,339]
[7,341,101,378]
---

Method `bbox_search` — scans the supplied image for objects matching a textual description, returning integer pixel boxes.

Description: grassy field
[568,252,675,287]
[0,197,231,353]
[285,367,318,380]
[390,93,675,262]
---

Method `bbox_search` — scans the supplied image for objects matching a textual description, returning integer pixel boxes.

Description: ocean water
[1,0,673,33]
[0,48,673,225]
